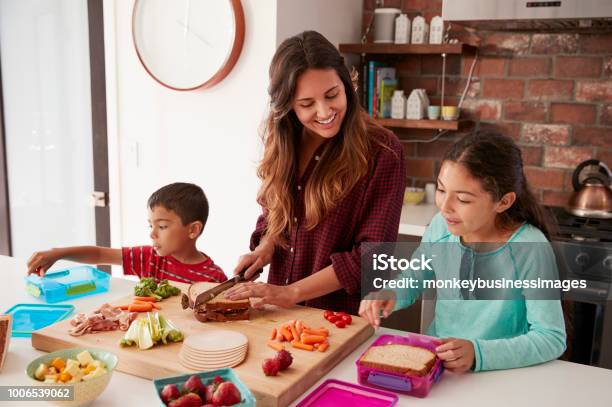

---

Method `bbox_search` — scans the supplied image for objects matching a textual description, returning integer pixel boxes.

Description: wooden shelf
[339,43,476,55]
[375,118,471,131]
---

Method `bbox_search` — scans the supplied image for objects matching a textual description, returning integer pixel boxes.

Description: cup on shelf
[427,106,440,120]
[373,8,402,43]
[425,183,436,204]
[442,106,459,121]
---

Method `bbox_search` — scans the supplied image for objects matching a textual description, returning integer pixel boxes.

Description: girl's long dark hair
[443,132,556,239]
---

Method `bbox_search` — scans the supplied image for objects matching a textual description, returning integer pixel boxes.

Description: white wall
[106,0,363,278]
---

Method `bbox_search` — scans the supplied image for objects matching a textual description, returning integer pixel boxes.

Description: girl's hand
[27,249,59,276]
[233,238,275,280]
[224,282,298,308]
[435,338,475,373]
[358,290,397,328]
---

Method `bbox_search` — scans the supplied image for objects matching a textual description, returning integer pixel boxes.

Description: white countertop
[399,203,438,236]
[1,255,612,406]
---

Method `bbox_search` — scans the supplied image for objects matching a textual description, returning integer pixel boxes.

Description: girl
[225,31,405,315]
[359,132,566,373]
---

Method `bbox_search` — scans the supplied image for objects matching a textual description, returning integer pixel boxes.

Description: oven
[546,206,612,369]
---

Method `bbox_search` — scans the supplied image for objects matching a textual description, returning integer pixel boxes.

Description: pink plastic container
[355,333,444,398]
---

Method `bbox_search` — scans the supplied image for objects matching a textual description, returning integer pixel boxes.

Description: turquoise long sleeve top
[391,212,567,372]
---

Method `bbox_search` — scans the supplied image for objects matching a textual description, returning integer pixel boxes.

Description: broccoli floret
[134,278,162,300]
[154,280,181,299]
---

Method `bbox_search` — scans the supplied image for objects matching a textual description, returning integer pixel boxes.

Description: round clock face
[132,0,244,91]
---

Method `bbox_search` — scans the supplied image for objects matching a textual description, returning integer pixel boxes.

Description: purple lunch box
[355,333,444,398]
[297,379,398,407]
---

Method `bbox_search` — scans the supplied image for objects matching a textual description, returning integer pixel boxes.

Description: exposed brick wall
[362,1,612,206]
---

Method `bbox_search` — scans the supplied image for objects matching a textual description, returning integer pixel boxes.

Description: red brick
[442,77,480,98]
[378,0,401,8]
[398,77,439,96]
[580,34,612,54]
[461,99,502,121]
[541,190,572,206]
[602,104,612,126]
[402,0,442,11]
[527,80,574,101]
[479,122,521,141]
[550,103,597,125]
[544,146,593,169]
[416,139,455,159]
[463,56,506,77]
[482,79,525,99]
[524,167,566,190]
[522,124,570,146]
[483,33,530,55]
[504,102,547,122]
[449,26,482,46]
[520,146,543,166]
[405,158,435,178]
[573,127,612,148]
[597,149,612,168]
[576,81,612,103]
[422,55,461,75]
[508,57,551,77]
[531,34,578,54]
[605,57,612,77]
[395,58,421,76]
[402,142,416,157]
[555,56,602,78]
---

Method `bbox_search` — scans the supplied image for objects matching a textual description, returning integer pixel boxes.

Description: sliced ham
[69,303,136,336]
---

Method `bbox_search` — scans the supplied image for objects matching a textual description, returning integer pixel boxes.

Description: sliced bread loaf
[359,344,436,377]
[0,315,11,372]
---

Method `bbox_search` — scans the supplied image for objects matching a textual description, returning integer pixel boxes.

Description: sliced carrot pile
[266,319,330,353]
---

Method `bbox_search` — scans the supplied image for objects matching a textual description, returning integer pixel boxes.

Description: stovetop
[546,206,612,242]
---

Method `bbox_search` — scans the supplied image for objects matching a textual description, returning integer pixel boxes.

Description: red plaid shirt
[250,128,405,315]
[122,246,227,284]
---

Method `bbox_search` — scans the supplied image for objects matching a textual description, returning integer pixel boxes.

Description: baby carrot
[301,334,327,345]
[267,340,285,352]
[318,342,330,352]
[115,305,130,310]
[290,324,299,342]
[270,328,277,340]
[291,340,314,351]
[303,328,329,337]
[128,302,153,312]
[276,331,286,342]
[133,299,161,309]
[280,326,293,342]
[133,296,158,302]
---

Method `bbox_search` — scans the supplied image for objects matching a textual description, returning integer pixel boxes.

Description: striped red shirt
[122,246,227,284]
[250,127,405,315]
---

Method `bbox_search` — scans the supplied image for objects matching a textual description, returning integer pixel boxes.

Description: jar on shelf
[394,14,410,44]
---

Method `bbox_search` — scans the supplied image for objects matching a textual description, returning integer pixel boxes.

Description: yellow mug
[442,106,459,120]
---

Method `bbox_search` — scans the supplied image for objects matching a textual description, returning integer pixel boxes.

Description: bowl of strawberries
[153,368,255,406]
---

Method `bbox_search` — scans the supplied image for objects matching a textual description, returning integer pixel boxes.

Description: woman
[225,31,405,315]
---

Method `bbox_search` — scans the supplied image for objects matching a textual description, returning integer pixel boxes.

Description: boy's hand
[27,249,59,276]
[435,338,475,373]
[358,290,397,329]
[233,238,274,280]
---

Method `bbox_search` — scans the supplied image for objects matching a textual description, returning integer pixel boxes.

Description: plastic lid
[298,379,398,407]
[3,304,74,337]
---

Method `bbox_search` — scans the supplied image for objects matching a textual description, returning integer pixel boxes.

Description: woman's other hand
[225,282,298,308]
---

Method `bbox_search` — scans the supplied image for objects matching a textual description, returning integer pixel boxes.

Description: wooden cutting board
[31,283,374,406]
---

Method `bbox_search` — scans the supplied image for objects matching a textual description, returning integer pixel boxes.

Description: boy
[27,183,227,284]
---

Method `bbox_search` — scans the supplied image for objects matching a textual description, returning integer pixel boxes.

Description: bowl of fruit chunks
[153,368,256,406]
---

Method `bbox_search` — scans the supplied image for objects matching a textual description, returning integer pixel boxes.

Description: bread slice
[205,291,250,312]
[0,315,11,372]
[359,344,436,377]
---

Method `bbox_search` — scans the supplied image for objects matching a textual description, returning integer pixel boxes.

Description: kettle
[567,159,612,219]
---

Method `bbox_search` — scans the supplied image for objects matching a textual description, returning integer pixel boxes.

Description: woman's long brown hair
[258,31,382,245]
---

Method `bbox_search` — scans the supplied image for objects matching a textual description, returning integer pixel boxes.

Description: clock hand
[175,19,212,48]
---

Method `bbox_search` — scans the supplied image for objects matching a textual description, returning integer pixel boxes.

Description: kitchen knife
[181,268,261,311]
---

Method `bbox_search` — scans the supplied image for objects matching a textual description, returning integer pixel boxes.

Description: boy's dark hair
[442,131,556,239]
[147,183,209,232]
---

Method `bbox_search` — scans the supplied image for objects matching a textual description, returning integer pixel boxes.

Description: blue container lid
[3,303,74,337]
[25,266,110,303]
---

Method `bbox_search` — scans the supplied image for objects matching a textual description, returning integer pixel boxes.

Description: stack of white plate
[179,330,248,371]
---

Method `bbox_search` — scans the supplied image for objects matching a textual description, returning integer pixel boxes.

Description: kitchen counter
[399,203,438,236]
[1,255,611,406]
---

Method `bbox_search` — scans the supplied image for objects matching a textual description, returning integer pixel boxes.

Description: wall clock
[132,0,245,91]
